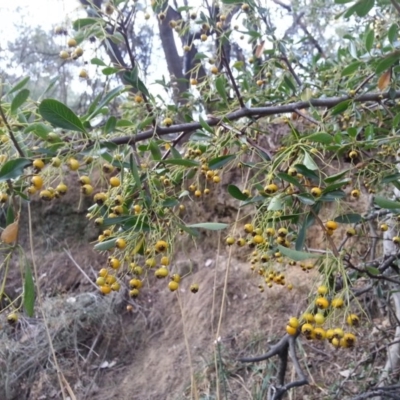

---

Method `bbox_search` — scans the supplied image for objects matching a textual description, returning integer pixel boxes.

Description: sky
[0,0,80,35]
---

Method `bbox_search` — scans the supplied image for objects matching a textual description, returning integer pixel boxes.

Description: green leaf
[23,263,35,317]
[344,0,374,18]
[208,154,235,170]
[323,180,350,193]
[388,24,398,45]
[228,184,248,201]
[305,133,332,144]
[365,30,374,53]
[87,85,125,120]
[376,52,400,74]
[215,76,228,103]
[334,213,362,224]
[382,173,400,183]
[123,68,150,97]
[295,193,316,205]
[324,169,349,183]
[268,196,283,211]
[186,222,228,230]
[94,238,117,251]
[104,116,117,134]
[294,164,319,180]
[0,158,31,182]
[374,196,400,210]
[366,266,380,276]
[162,198,179,207]
[303,152,318,170]
[335,0,354,3]
[277,245,320,261]
[199,116,214,134]
[6,206,14,226]
[73,18,99,29]
[130,154,142,190]
[331,100,351,116]
[296,212,314,251]
[11,89,30,114]
[24,123,53,140]
[148,141,162,161]
[39,99,87,134]
[6,76,30,95]
[320,190,346,201]
[91,57,107,66]
[276,172,303,189]
[102,67,121,75]
[161,159,200,167]
[341,61,362,76]
[283,74,297,94]
[393,112,400,127]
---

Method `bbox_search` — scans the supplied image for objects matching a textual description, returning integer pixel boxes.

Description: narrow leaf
[11,89,30,114]
[374,196,400,210]
[7,76,30,95]
[23,264,35,317]
[277,245,320,261]
[187,222,228,230]
[228,184,248,201]
[161,159,200,167]
[208,154,235,170]
[334,213,362,224]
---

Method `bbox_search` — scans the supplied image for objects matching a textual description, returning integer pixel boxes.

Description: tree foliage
[2,0,400,398]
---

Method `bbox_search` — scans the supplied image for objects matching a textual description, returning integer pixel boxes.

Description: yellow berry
[155,267,169,278]
[33,159,45,170]
[316,297,329,309]
[190,283,199,293]
[301,323,314,336]
[110,177,120,187]
[67,158,80,171]
[311,187,322,197]
[168,281,179,291]
[56,183,68,195]
[31,175,43,189]
[286,325,297,335]
[264,183,278,194]
[226,237,235,245]
[314,313,325,325]
[331,298,344,308]
[380,223,389,232]
[326,221,338,230]
[317,285,328,295]
[288,317,299,328]
[313,328,326,340]
[163,117,173,127]
[109,257,120,269]
[81,184,93,195]
[244,224,254,234]
[116,238,127,249]
[155,240,168,252]
[346,314,359,326]
[351,189,360,198]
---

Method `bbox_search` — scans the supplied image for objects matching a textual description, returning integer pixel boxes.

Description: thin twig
[64,249,98,291]
[221,46,245,108]
[0,102,25,157]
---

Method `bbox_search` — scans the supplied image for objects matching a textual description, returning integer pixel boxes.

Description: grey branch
[108,90,400,146]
